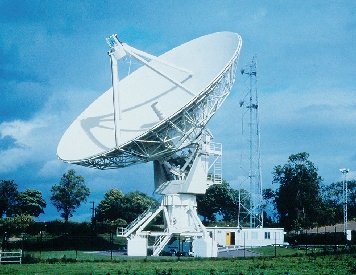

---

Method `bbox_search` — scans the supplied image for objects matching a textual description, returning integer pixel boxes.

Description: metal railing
[208,142,222,184]
[117,207,153,237]
[0,250,22,264]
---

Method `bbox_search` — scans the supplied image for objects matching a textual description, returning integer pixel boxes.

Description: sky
[0,0,355,222]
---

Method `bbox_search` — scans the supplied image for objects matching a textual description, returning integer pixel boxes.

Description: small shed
[206,227,285,247]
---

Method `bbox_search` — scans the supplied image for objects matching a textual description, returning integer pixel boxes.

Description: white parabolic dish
[57,32,242,169]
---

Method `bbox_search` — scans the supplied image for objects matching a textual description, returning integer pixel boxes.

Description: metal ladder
[209,142,222,184]
[152,232,172,256]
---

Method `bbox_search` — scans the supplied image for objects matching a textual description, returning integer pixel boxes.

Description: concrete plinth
[192,237,218,257]
[127,236,148,256]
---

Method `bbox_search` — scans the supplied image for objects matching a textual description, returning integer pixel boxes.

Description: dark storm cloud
[0,44,50,122]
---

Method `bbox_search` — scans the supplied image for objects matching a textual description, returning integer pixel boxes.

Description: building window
[264,232,270,239]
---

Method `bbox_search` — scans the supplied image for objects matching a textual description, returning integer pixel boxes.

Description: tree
[320,182,343,225]
[4,214,35,234]
[272,152,323,231]
[96,189,125,223]
[121,191,158,223]
[50,169,90,222]
[321,179,356,225]
[347,180,356,219]
[0,180,19,217]
[196,181,236,223]
[96,189,158,225]
[262,188,278,227]
[11,189,47,217]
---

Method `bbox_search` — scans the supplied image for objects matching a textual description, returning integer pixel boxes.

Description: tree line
[0,152,354,233]
[198,152,356,232]
[0,169,158,233]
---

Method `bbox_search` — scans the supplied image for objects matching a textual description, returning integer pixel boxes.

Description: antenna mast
[238,55,263,228]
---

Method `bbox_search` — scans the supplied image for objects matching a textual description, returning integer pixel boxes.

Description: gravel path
[218,248,260,257]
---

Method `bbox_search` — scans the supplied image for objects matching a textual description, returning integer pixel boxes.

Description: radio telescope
[57,32,242,257]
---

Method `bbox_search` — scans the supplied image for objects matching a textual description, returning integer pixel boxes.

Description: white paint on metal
[57,32,242,166]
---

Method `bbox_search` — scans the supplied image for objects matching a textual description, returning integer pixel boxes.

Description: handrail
[117,206,155,237]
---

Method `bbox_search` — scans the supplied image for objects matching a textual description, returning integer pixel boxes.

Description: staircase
[152,232,172,256]
[117,207,154,237]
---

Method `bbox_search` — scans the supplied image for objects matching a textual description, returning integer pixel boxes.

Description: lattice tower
[238,55,263,228]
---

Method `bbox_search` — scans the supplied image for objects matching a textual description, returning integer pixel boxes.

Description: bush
[23,235,121,251]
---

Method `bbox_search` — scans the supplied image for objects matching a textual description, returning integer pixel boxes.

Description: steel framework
[340,168,349,243]
[238,55,263,228]
[67,37,242,170]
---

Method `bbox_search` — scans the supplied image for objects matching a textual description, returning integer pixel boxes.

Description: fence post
[21,233,25,260]
[305,230,308,255]
[334,226,337,253]
[40,231,43,258]
[110,231,113,260]
[243,232,246,258]
[274,232,277,258]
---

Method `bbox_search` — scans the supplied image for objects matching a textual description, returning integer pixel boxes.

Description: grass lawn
[1,252,356,275]
[248,246,327,257]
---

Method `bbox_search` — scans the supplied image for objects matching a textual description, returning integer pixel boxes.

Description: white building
[207,227,285,247]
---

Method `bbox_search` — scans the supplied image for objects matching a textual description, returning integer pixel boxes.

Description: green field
[1,250,356,275]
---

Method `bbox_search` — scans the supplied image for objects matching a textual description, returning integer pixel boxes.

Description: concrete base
[192,237,218,257]
[127,236,148,256]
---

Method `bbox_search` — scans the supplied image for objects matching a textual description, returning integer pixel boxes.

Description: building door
[226,232,231,245]
[230,232,235,245]
[226,232,235,245]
